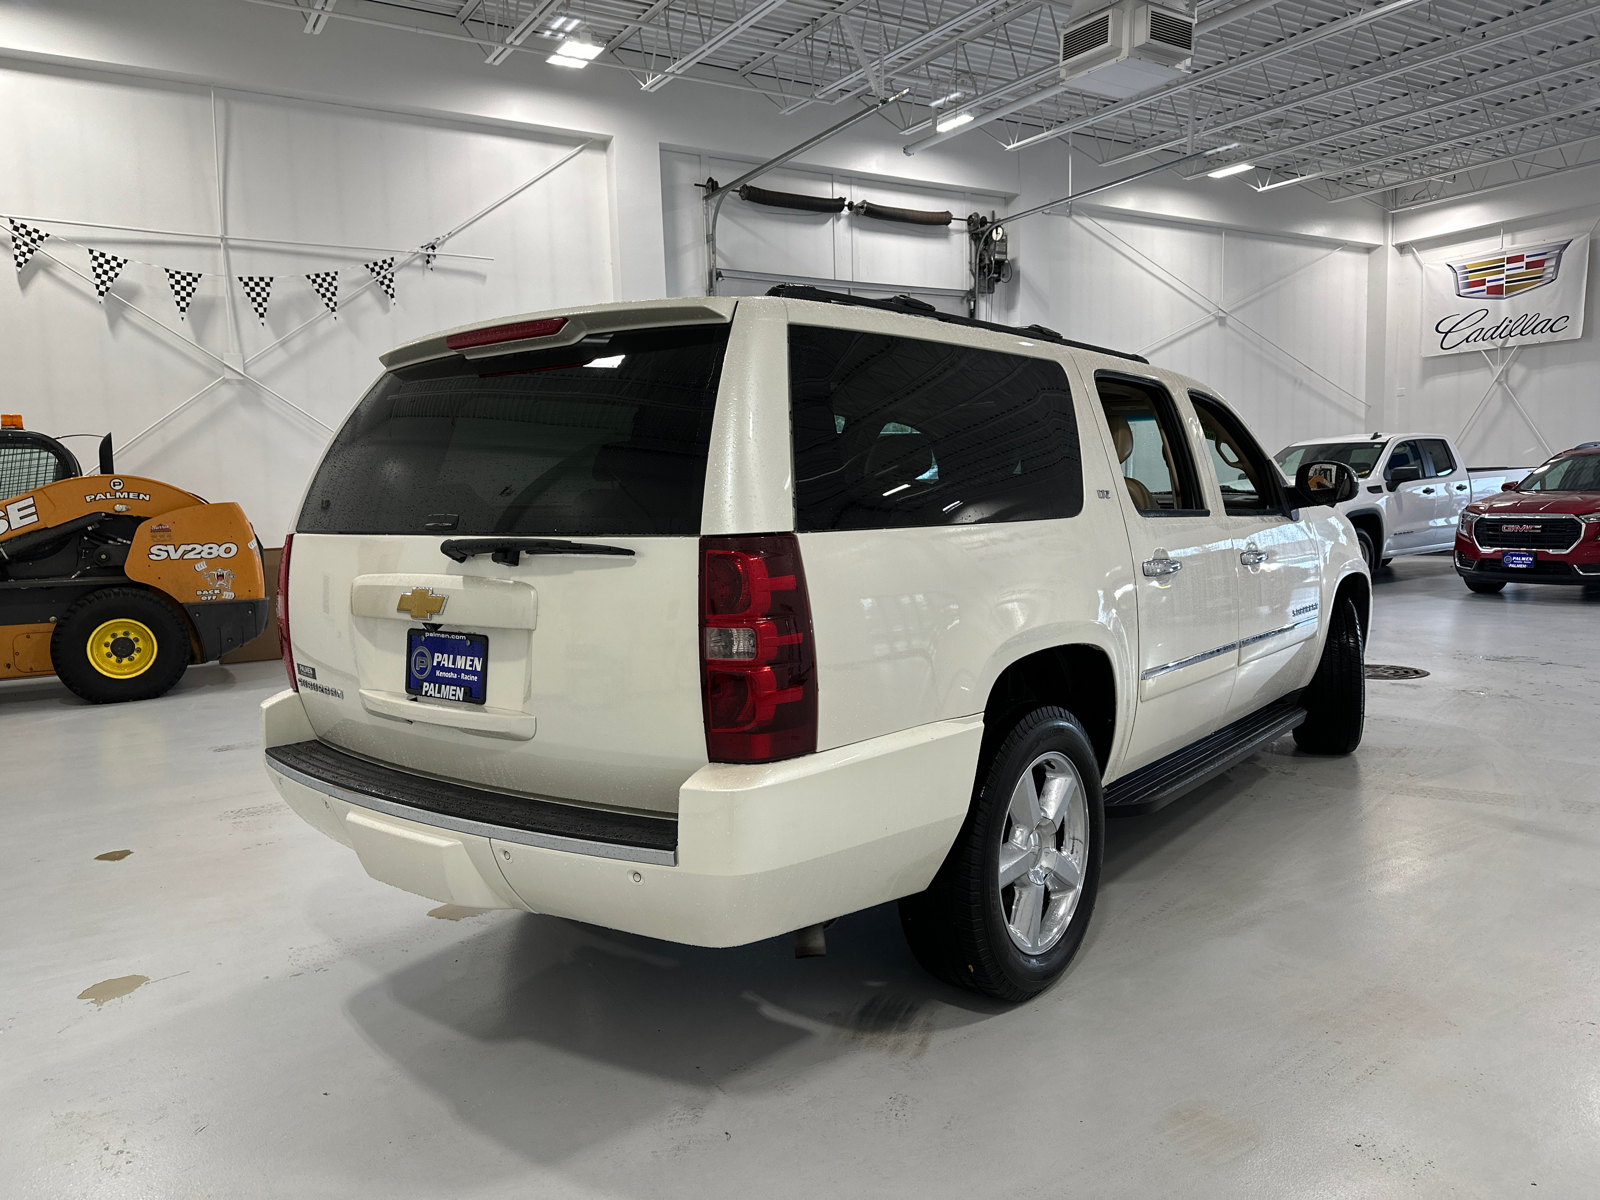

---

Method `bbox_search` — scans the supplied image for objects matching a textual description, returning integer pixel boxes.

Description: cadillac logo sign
[1422,232,1589,358]
[1448,240,1569,300]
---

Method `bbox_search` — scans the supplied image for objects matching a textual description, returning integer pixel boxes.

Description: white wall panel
[0,62,612,541]
[1039,210,1370,457]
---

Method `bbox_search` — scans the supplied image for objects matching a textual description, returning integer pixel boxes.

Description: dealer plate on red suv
[1502,551,1535,569]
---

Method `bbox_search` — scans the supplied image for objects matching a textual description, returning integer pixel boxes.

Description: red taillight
[445,317,567,351]
[277,532,296,691]
[700,534,816,764]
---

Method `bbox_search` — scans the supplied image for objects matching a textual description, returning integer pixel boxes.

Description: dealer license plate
[1501,551,1535,569]
[405,629,489,705]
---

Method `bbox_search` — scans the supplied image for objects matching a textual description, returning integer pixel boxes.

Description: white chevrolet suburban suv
[262,286,1369,1001]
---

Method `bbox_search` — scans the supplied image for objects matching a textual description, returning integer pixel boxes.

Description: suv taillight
[277,532,296,691]
[699,534,816,763]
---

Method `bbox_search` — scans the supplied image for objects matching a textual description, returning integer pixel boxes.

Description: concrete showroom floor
[3,553,1597,1198]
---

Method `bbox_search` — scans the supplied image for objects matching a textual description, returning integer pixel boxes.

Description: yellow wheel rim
[88,618,158,679]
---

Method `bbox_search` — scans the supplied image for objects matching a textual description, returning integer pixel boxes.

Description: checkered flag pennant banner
[365,257,396,302]
[237,275,273,325]
[421,241,439,272]
[8,218,48,272]
[88,248,129,303]
[305,270,339,318]
[165,268,202,318]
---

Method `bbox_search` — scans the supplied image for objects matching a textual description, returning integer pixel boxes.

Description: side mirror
[1385,463,1422,491]
[1501,480,1519,492]
[1294,460,1359,508]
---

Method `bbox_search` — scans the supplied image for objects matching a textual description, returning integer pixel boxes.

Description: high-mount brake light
[699,534,816,764]
[445,317,567,351]
[278,532,296,692]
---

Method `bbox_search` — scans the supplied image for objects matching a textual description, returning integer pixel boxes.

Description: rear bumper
[261,689,980,947]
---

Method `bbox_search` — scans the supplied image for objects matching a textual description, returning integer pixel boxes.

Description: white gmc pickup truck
[263,287,1369,1001]
[1275,433,1528,572]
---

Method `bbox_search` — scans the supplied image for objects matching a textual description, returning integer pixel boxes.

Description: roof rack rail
[764,284,1149,365]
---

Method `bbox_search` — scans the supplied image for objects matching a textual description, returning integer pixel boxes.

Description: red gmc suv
[1455,445,1600,594]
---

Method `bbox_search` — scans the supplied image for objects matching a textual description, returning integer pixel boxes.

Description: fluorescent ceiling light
[556,38,601,60]
[1206,161,1255,179]
[584,355,624,368]
[548,54,587,67]
[935,112,974,133]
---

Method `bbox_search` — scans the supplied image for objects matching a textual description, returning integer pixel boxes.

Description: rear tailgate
[287,312,736,815]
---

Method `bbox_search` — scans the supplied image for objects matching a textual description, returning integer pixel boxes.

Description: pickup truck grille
[1475,516,1582,551]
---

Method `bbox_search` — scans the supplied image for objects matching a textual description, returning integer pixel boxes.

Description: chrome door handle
[1240,549,1269,566]
[1143,556,1182,577]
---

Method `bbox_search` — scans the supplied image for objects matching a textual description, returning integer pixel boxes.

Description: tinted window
[1388,440,1423,476]
[298,324,729,536]
[1421,438,1456,477]
[1096,375,1204,513]
[789,326,1081,531]
[1275,441,1387,478]
[1192,394,1279,516]
[1518,454,1600,493]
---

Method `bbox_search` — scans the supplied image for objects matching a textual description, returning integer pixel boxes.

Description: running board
[1103,696,1306,817]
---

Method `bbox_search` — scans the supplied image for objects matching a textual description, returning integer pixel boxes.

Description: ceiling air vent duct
[1060,0,1193,100]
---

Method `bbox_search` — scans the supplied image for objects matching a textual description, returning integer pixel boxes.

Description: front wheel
[51,587,193,703]
[1293,595,1365,755]
[1356,529,1378,574]
[899,707,1104,1002]
[1465,579,1506,595]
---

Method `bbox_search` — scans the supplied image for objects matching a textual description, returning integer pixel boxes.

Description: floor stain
[427,905,489,921]
[94,850,133,862]
[77,976,149,1006]
[842,992,935,1056]
[1161,1103,1262,1165]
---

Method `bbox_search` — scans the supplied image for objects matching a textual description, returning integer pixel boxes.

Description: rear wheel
[1465,579,1506,595]
[51,588,192,703]
[1293,596,1365,756]
[899,707,1103,1002]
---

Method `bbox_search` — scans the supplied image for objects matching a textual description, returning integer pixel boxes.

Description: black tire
[50,587,192,704]
[1293,595,1365,755]
[899,707,1104,1002]
[1356,529,1378,575]
[1465,579,1506,595]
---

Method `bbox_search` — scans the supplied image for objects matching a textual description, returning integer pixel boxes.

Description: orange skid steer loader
[0,415,269,702]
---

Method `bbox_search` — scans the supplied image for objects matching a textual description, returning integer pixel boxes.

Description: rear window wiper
[438,538,635,566]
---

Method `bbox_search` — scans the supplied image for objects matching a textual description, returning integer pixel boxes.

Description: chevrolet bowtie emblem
[397,588,447,620]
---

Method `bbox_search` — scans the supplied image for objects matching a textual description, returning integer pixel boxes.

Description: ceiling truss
[245,0,1600,211]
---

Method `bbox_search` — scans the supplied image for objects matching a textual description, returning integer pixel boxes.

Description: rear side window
[298,324,730,536]
[0,435,76,499]
[1421,438,1456,477]
[788,326,1081,531]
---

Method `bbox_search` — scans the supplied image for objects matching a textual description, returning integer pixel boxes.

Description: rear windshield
[1275,441,1387,479]
[1517,453,1600,493]
[297,324,730,537]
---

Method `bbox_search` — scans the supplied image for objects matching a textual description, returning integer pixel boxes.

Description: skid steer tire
[51,588,192,704]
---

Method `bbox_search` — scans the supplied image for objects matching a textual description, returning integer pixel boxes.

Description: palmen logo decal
[1448,240,1570,300]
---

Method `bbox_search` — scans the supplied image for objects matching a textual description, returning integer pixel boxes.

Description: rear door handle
[1421,486,1436,494]
[1455,483,1468,490]
[1240,549,1269,566]
[1142,556,1182,577]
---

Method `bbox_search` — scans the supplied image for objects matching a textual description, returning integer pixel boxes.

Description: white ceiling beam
[1386,139,1600,212]
[999,0,1436,154]
[483,0,562,66]
[1097,0,1599,168]
[641,0,792,92]
[303,0,335,35]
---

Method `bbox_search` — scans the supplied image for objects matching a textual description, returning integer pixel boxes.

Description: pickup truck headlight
[1458,512,1478,535]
